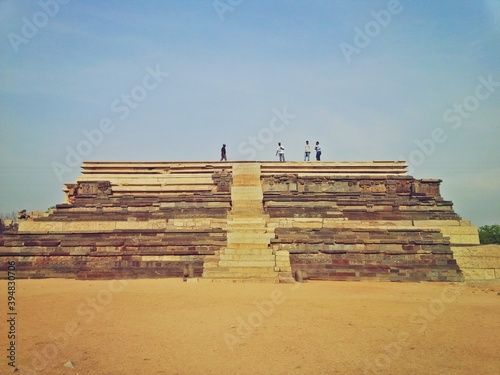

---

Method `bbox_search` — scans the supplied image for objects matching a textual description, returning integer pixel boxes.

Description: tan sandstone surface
[2,279,499,375]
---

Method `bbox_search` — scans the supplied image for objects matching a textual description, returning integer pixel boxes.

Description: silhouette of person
[220,144,227,161]
[276,142,285,162]
[304,140,311,161]
[315,141,321,161]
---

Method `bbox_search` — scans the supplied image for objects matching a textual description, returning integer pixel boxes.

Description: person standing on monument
[276,142,285,162]
[304,140,311,161]
[315,141,321,161]
[220,144,227,161]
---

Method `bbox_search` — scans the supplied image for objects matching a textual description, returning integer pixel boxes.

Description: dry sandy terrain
[2,278,499,375]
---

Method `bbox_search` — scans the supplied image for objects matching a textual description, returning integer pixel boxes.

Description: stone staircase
[203,163,292,283]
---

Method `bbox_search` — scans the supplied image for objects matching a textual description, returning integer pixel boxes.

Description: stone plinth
[0,161,477,282]
[453,245,500,282]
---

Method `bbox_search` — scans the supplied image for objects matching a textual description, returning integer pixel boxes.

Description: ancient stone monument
[0,161,480,282]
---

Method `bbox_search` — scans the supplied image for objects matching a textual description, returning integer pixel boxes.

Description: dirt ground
[2,278,499,375]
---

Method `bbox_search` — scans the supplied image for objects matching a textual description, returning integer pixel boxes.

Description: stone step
[227,232,275,244]
[227,228,273,234]
[229,211,265,218]
[205,266,276,273]
[204,274,278,280]
[219,254,275,261]
[202,266,276,276]
[232,176,261,185]
[227,220,268,225]
[231,197,263,204]
[231,203,264,211]
[204,277,279,283]
[227,237,272,244]
[230,195,263,203]
[227,217,267,226]
[228,214,269,220]
[227,217,268,224]
[218,260,276,267]
[232,175,261,183]
[226,245,272,250]
[231,199,263,206]
[224,248,274,255]
[231,185,263,194]
[278,274,295,283]
[227,242,272,253]
[202,274,278,281]
[225,243,271,250]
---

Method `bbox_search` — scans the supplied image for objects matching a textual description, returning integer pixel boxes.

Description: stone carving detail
[386,180,397,196]
[411,179,441,198]
[263,176,443,198]
[396,180,411,194]
[79,181,112,196]
[265,177,367,193]
[80,182,97,195]
[65,181,112,203]
[305,177,326,193]
[97,181,112,195]
[65,183,78,204]
[263,175,298,192]
[359,180,375,195]
[212,170,232,192]
[410,180,419,196]
[419,179,441,198]
[374,181,387,193]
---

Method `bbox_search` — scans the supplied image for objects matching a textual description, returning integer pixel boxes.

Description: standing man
[304,140,311,161]
[220,144,227,161]
[276,142,285,162]
[315,141,321,161]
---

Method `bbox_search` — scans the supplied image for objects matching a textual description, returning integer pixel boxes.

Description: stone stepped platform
[0,161,478,282]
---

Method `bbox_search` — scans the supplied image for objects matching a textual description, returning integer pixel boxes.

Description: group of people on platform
[275,140,321,162]
[219,141,322,162]
[302,140,321,161]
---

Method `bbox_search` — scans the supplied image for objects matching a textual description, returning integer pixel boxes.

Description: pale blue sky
[1,0,499,225]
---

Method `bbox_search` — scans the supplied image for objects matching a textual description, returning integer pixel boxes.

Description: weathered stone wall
[0,161,232,279]
[453,245,500,282]
[270,220,462,282]
[262,174,477,282]
[0,226,225,279]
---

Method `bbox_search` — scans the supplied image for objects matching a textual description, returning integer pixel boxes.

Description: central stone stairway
[203,163,291,283]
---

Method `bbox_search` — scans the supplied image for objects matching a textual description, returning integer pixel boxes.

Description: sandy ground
[1,278,499,375]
